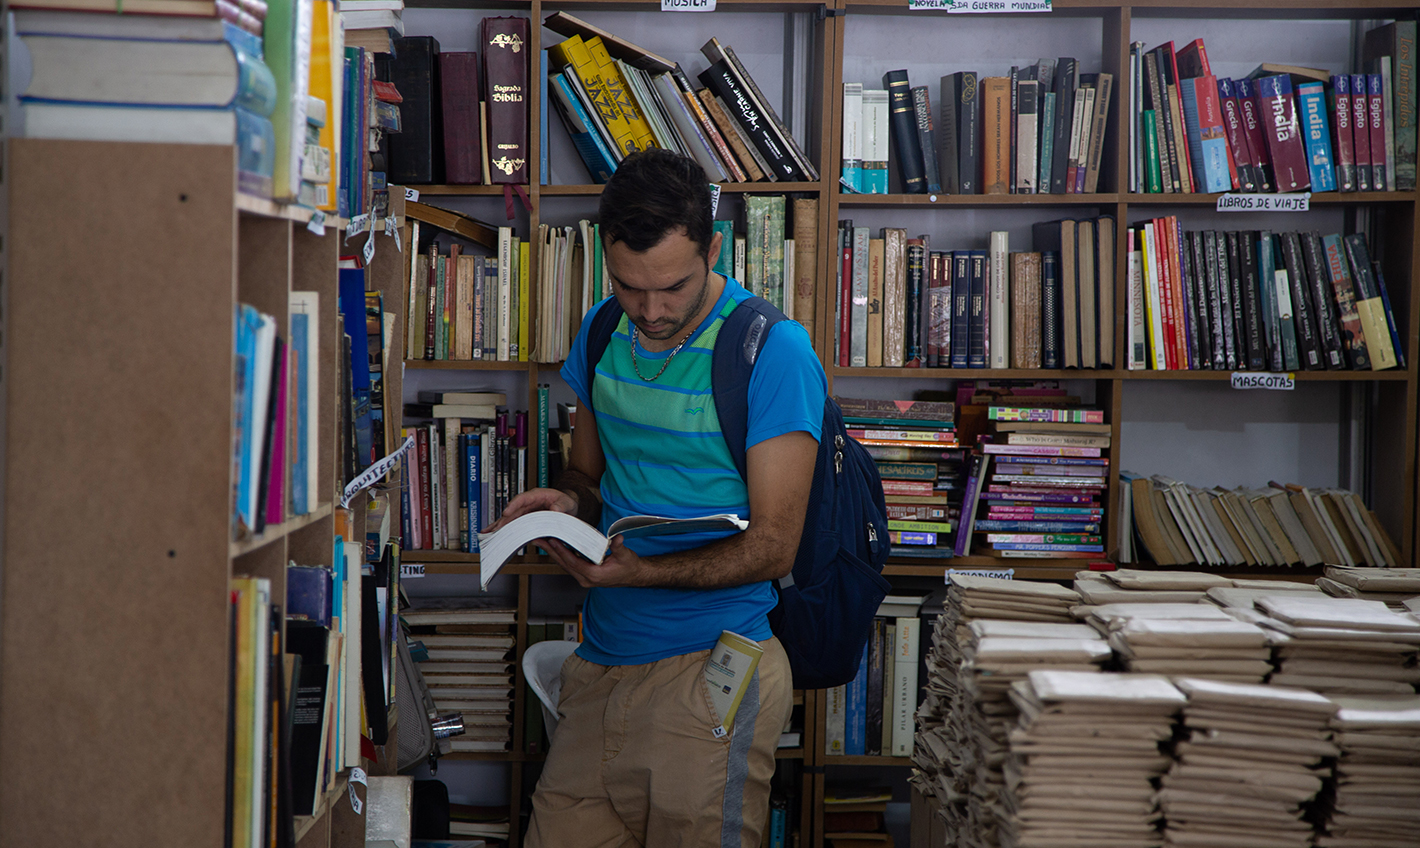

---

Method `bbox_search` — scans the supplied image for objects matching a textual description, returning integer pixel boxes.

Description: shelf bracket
[817,5,843,20]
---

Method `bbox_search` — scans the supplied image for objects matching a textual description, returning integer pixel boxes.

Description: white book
[1142,222,1167,369]
[841,82,863,190]
[246,312,277,530]
[498,227,513,361]
[988,231,1009,369]
[850,227,869,367]
[1015,78,1038,193]
[825,684,846,755]
[1126,235,1146,370]
[891,616,919,757]
[862,88,889,193]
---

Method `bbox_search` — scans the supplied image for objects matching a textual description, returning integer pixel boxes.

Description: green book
[434,253,447,360]
[1143,110,1163,193]
[1038,90,1057,193]
[263,0,312,200]
[875,462,939,481]
[744,196,768,302]
[888,519,954,533]
[764,195,786,311]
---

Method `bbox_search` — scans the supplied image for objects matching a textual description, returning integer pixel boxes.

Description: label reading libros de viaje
[1216,193,1311,212]
[908,0,1051,11]
[1231,372,1296,391]
[662,0,715,10]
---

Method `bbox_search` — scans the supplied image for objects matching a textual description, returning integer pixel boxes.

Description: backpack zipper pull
[868,523,878,543]
[834,434,844,474]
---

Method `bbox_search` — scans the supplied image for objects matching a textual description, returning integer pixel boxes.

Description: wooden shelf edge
[404,359,534,371]
[236,192,347,228]
[838,192,1120,206]
[824,755,912,766]
[292,771,351,843]
[833,366,1411,381]
[776,749,806,759]
[230,502,334,558]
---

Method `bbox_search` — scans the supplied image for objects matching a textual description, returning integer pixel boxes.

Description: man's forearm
[633,524,797,590]
[556,468,602,526]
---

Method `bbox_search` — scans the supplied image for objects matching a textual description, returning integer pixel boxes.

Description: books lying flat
[475,511,748,588]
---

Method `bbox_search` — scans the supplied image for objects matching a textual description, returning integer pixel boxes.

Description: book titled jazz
[482,16,530,184]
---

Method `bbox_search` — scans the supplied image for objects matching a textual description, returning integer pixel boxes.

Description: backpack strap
[711,296,787,482]
[583,298,627,411]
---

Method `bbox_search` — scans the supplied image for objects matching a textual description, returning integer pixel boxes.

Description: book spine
[913,85,942,193]
[1038,90,1057,192]
[1352,74,1373,190]
[904,239,926,366]
[1050,59,1076,193]
[1281,232,1323,370]
[1236,78,1274,191]
[843,644,867,756]
[1298,83,1337,192]
[699,60,803,181]
[981,76,1011,195]
[1300,232,1345,369]
[867,236,884,366]
[1015,79,1039,193]
[1331,75,1356,192]
[1256,75,1310,192]
[864,620,884,756]
[883,70,926,193]
[988,234,1009,369]
[440,52,483,184]
[1343,233,1397,369]
[1380,58,1398,191]
[483,17,530,184]
[1040,250,1061,368]
[851,227,870,367]
[1218,78,1256,191]
[959,72,979,194]
[882,227,906,368]
[924,251,945,367]
[1368,72,1389,190]
[1083,73,1111,193]
[950,251,971,368]
[938,75,960,193]
[839,221,853,367]
[890,617,919,757]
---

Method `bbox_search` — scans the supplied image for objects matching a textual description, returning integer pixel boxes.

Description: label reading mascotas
[1231,372,1295,390]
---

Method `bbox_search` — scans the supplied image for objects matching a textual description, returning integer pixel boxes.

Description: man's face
[605,229,721,342]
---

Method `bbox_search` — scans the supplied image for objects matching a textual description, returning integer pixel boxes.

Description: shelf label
[662,0,715,10]
[350,767,368,786]
[363,222,377,264]
[346,213,371,237]
[921,0,1051,12]
[401,562,426,578]
[1231,372,1295,390]
[341,433,417,508]
[307,210,327,236]
[348,783,363,815]
[708,183,721,217]
[1216,192,1310,212]
[945,567,1015,583]
[404,187,420,202]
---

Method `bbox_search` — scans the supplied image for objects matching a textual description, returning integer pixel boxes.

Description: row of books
[399,406,529,552]
[843,60,1111,196]
[230,518,397,848]
[402,597,518,755]
[1125,220,1403,372]
[1127,25,1416,195]
[955,407,1112,560]
[833,218,1116,371]
[1122,474,1401,569]
[406,227,526,363]
[543,14,817,185]
[824,600,922,758]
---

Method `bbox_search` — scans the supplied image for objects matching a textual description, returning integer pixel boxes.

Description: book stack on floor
[844,60,1112,196]
[542,15,818,186]
[1317,567,1420,608]
[448,803,512,844]
[1123,223,1403,372]
[913,575,1081,843]
[1075,569,1219,606]
[835,397,960,559]
[958,406,1109,560]
[1121,475,1401,568]
[822,787,894,848]
[400,395,528,554]
[1126,28,1416,195]
[406,220,526,363]
[1241,595,1420,696]
[1158,678,1340,848]
[825,594,926,759]
[1096,606,1275,685]
[998,671,1185,848]
[1319,695,1420,848]
[403,597,517,753]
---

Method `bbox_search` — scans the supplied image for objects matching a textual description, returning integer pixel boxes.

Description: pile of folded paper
[1095,605,1274,685]
[1316,566,1420,610]
[1240,595,1420,695]
[1318,695,1420,848]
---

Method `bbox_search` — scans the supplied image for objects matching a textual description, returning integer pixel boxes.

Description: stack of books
[843,61,1112,196]
[1103,612,1274,684]
[998,671,1186,848]
[959,406,1109,560]
[339,0,402,54]
[1246,595,1420,696]
[1317,566,1420,608]
[1158,678,1340,848]
[1126,27,1416,195]
[1075,569,1221,606]
[835,397,960,559]
[1121,475,1401,568]
[404,597,517,753]
[821,787,893,847]
[542,15,818,186]
[1321,695,1420,847]
[824,594,925,759]
[1124,223,1403,372]
[407,226,526,364]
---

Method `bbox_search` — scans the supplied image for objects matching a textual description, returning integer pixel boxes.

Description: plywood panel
[2,139,236,847]
[292,226,339,505]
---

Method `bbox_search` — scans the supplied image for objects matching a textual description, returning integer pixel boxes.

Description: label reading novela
[662,0,716,10]
[1231,372,1296,390]
[1216,192,1311,212]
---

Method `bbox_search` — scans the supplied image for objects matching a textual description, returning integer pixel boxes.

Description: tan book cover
[1130,477,1179,566]
[980,76,1011,194]
[1265,490,1322,566]
[867,238,885,367]
[792,198,819,340]
[698,90,761,181]
[456,254,476,360]
[882,227,906,368]
[1076,218,1097,368]
[1290,490,1342,566]
[1246,492,1300,565]
[1095,215,1115,367]
[1010,252,1042,369]
[1227,490,1283,566]
[1082,72,1113,194]
[1208,494,1259,566]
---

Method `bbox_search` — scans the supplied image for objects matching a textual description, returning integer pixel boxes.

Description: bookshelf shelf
[824,755,912,767]
[1118,369,1411,381]
[229,502,335,557]
[408,185,511,196]
[1124,191,1419,205]
[537,182,823,196]
[235,191,346,227]
[404,359,535,371]
[835,366,1411,381]
[837,192,1121,206]
[882,563,1085,578]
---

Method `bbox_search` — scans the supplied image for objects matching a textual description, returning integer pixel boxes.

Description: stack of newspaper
[1204,583,1325,612]
[1243,596,1420,695]
[1158,677,1339,848]
[913,575,1082,847]
[1103,613,1273,684]
[1317,567,1420,609]
[1319,695,1420,848]
[1073,569,1230,608]
[998,671,1185,848]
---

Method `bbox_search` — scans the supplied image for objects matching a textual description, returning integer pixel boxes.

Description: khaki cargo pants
[525,637,793,848]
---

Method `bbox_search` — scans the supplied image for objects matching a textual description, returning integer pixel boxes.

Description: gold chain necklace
[630,324,694,382]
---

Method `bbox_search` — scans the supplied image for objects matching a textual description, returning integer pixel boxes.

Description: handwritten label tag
[662,0,715,10]
[404,187,420,202]
[1231,372,1295,390]
[363,224,376,264]
[945,567,1015,583]
[341,433,417,507]
[350,767,368,786]
[401,562,426,578]
[307,211,326,236]
[708,183,721,217]
[346,213,370,237]
[712,725,728,739]
[348,784,363,815]
[944,0,1051,11]
[1216,192,1310,212]
[908,0,953,8]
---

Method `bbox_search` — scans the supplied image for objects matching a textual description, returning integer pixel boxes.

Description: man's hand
[483,487,577,533]
[544,534,644,588]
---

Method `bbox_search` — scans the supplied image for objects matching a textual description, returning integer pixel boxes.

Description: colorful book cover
[1296,82,1337,192]
[1180,76,1231,193]
[1254,75,1310,192]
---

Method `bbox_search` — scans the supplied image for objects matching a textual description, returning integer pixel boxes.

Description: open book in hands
[475,512,749,589]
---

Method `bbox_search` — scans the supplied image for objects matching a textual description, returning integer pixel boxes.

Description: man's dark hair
[599,149,714,257]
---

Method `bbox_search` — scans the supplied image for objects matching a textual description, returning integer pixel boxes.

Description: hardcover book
[439,52,483,184]
[883,70,926,193]
[482,16,530,184]
[1254,74,1309,192]
[387,35,443,185]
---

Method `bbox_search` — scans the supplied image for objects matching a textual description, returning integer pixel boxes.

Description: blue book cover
[844,642,868,756]
[540,49,550,186]
[1296,82,1337,193]
[967,250,987,368]
[1179,77,1231,193]
[338,269,373,469]
[950,251,971,368]
[291,310,309,515]
[548,71,616,185]
[399,453,413,545]
[286,565,332,626]
[466,431,482,552]
[768,805,787,848]
[457,433,469,552]
[234,304,261,531]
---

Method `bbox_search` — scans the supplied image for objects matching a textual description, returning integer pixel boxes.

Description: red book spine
[1331,75,1356,192]
[425,250,438,360]
[439,52,483,185]
[1152,220,1175,369]
[882,480,936,497]
[1166,217,1188,368]
[839,226,853,367]
[1218,80,1255,191]
[1256,75,1310,192]
[416,427,433,549]
[481,16,530,185]
[927,251,947,366]
[1351,74,1372,190]
[1237,80,1273,190]
[1368,73,1388,190]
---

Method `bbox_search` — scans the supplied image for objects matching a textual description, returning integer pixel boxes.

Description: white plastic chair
[522,639,579,737]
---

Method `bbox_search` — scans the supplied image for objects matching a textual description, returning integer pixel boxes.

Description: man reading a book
[490,149,825,847]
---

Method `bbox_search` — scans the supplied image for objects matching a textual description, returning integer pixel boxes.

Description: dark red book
[481,16,530,185]
[1217,78,1255,191]
[1175,38,1211,80]
[1235,77,1274,191]
[439,52,483,185]
[1351,73,1372,190]
[1254,74,1310,191]
[839,222,853,367]
[1330,74,1356,192]
[1367,72,1388,190]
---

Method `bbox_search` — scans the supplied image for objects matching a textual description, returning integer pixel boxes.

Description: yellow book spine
[1355,298,1398,370]
[308,0,339,211]
[519,240,530,361]
[586,36,656,152]
[550,35,638,157]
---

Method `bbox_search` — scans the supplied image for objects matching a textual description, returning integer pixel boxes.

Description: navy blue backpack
[586,295,892,690]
